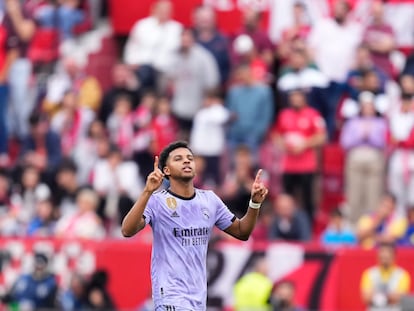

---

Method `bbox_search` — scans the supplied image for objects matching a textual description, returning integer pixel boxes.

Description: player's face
[164,148,196,181]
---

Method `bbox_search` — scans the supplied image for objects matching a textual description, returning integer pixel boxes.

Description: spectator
[0,171,18,236]
[51,90,95,156]
[402,51,414,77]
[5,0,37,140]
[308,0,363,138]
[132,92,157,181]
[53,158,81,217]
[0,11,13,165]
[270,280,305,311]
[98,62,140,124]
[356,193,407,249]
[84,270,116,311]
[193,5,230,84]
[151,95,178,157]
[14,164,51,224]
[4,252,58,310]
[363,0,396,78]
[251,200,273,242]
[340,69,392,118]
[388,94,414,210]
[55,187,105,239]
[345,44,388,100]
[168,28,219,138]
[26,198,56,237]
[268,193,311,242]
[190,89,231,187]
[360,242,410,310]
[232,34,269,84]
[278,1,311,63]
[59,273,87,311]
[277,48,329,94]
[233,8,274,68]
[341,70,392,119]
[340,93,388,223]
[192,155,209,190]
[398,206,414,246]
[233,257,273,311]
[43,56,102,113]
[72,119,108,184]
[399,74,414,97]
[106,94,135,158]
[320,208,357,247]
[92,146,142,230]
[271,89,326,222]
[123,0,182,91]
[220,145,255,218]
[226,64,273,160]
[277,48,329,116]
[20,113,62,185]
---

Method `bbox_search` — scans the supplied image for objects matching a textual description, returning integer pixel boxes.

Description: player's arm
[121,156,163,237]
[5,0,36,42]
[224,169,268,241]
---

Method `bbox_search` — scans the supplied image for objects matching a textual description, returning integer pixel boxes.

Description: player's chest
[158,197,214,228]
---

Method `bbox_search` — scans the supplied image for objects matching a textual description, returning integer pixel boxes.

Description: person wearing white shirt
[388,94,414,211]
[123,0,182,91]
[169,28,220,138]
[308,0,363,139]
[92,146,143,232]
[190,90,230,187]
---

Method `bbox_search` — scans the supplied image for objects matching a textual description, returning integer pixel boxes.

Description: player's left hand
[251,169,269,204]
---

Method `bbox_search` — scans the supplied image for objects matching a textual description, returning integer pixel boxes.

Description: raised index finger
[255,169,263,183]
[154,156,160,171]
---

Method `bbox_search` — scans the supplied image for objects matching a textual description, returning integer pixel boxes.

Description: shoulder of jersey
[153,189,169,196]
[195,188,209,194]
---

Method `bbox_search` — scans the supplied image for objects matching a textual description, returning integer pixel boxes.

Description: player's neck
[168,180,195,199]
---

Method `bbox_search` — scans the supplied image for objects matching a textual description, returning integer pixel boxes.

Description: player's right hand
[144,156,164,193]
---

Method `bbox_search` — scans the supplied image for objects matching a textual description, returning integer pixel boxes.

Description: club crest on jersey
[202,208,210,220]
[166,197,177,210]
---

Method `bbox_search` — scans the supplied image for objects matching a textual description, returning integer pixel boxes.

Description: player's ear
[163,166,170,177]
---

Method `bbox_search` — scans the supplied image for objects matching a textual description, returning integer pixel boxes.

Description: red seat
[322,144,345,176]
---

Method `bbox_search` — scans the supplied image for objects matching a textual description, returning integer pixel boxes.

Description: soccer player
[121,141,268,311]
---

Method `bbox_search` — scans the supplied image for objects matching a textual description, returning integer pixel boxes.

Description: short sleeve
[143,195,156,226]
[311,112,326,133]
[212,192,236,231]
[360,269,372,293]
[397,270,411,294]
[272,112,284,135]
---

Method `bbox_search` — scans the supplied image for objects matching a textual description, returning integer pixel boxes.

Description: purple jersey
[143,188,236,310]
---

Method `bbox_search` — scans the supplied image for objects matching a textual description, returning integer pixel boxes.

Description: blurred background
[0,0,414,310]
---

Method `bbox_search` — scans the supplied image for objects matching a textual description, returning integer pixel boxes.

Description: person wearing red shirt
[271,89,327,222]
[151,95,178,156]
[363,0,396,78]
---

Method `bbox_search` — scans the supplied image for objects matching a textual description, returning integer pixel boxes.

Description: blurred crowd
[1,252,116,311]
[0,0,413,252]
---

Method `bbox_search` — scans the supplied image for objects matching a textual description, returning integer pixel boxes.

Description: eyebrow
[172,154,193,159]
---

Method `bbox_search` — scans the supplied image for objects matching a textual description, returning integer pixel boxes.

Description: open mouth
[182,166,192,173]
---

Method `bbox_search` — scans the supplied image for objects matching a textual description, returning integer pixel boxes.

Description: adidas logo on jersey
[171,211,180,218]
